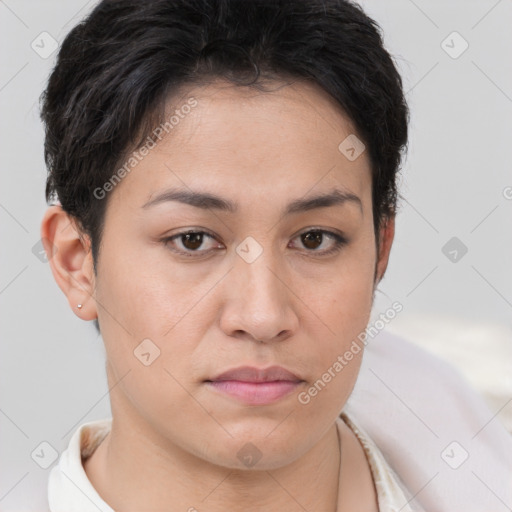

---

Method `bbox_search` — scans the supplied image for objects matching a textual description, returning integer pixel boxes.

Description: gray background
[1,0,511,510]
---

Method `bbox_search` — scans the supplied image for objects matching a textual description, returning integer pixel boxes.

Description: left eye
[162,230,220,256]
[162,229,347,257]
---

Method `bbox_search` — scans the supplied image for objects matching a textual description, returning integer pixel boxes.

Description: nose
[219,249,299,344]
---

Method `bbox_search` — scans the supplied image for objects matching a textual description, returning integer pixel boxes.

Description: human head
[40,0,408,475]
[40,0,408,274]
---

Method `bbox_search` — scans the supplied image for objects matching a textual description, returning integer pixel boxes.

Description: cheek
[293,293,370,420]
[305,233,376,335]
[95,239,190,341]
[94,242,214,402]
[300,241,376,400]
[96,262,206,437]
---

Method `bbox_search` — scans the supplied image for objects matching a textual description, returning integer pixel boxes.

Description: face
[88,79,387,469]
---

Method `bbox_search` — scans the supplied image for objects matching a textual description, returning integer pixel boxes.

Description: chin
[194,426,309,471]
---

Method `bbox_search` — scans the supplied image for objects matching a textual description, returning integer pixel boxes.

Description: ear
[374,215,395,285]
[40,205,98,320]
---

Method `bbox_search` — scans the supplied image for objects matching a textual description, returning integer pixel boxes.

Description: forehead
[110,79,372,213]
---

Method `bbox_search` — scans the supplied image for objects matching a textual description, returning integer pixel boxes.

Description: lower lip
[206,380,302,405]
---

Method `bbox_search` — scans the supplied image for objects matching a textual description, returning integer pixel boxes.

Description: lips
[207,365,303,383]
[205,365,304,405]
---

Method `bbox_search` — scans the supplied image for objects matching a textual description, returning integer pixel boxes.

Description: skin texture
[41,79,395,511]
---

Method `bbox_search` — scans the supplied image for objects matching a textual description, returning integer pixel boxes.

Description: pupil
[302,231,322,249]
[183,233,203,250]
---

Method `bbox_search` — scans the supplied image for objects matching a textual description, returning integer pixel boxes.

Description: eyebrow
[142,187,363,216]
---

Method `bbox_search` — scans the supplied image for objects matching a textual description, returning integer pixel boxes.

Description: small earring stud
[77,304,83,309]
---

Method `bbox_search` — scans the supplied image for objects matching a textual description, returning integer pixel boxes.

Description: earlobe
[40,205,98,320]
[375,215,395,285]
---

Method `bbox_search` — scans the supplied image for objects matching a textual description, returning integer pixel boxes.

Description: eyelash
[161,228,348,259]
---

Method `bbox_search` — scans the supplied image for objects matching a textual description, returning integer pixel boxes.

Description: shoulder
[344,329,512,512]
[47,418,113,512]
